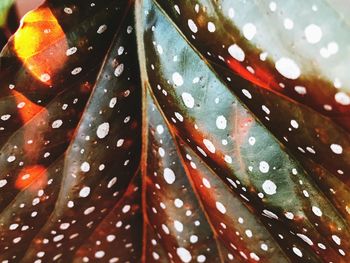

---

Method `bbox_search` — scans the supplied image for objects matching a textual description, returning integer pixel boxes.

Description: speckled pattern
[0,0,348,262]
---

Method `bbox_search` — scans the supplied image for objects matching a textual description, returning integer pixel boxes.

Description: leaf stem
[134,1,149,262]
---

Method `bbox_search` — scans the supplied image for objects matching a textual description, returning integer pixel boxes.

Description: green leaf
[0,0,14,27]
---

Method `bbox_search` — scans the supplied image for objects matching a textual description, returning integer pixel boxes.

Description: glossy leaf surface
[0,0,349,262]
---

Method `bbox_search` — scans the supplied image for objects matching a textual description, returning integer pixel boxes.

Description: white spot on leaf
[228,44,245,62]
[216,115,227,129]
[177,247,192,263]
[293,247,303,257]
[181,92,195,108]
[330,144,343,154]
[114,64,124,77]
[203,139,216,153]
[188,19,198,33]
[335,92,350,105]
[80,162,90,172]
[312,206,322,217]
[243,23,257,40]
[207,22,216,32]
[172,72,184,86]
[262,180,277,195]
[216,201,227,214]
[79,187,91,198]
[275,57,301,79]
[163,168,176,184]
[52,119,63,129]
[259,161,270,173]
[305,24,322,44]
[96,122,110,139]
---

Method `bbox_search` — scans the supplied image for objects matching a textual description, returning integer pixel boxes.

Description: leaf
[73,173,143,263]
[138,1,350,262]
[154,0,350,183]
[0,0,349,262]
[0,0,19,50]
[154,0,350,129]
[144,90,223,262]
[0,0,141,261]
[0,0,14,27]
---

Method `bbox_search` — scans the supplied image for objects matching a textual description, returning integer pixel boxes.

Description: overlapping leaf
[0,0,14,26]
[0,0,18,51]
[0,0,349,262]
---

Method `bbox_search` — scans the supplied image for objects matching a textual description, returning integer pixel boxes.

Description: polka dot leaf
[0,0,348,262]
